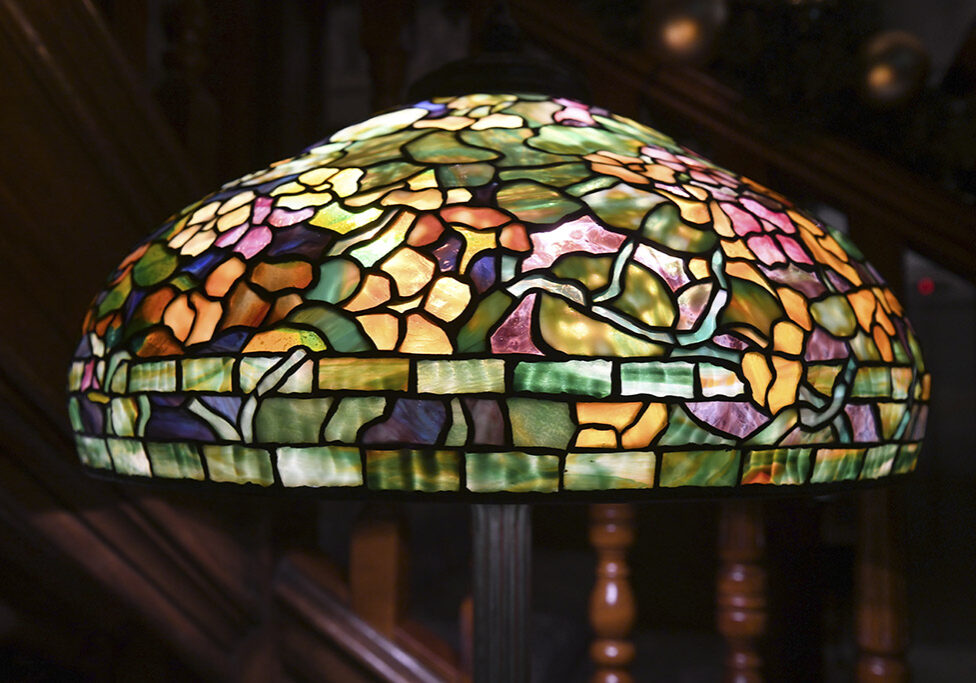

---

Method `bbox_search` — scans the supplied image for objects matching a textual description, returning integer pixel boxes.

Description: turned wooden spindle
[855,488,909,683]
[588,503,636,683]
[717,500,767,683]
[349,503,407,636]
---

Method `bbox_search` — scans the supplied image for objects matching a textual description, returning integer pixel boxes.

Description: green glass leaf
[133,244,178,287]
[495,181,581,224]
[810,296,857,337]
[499,163,591,187]
[435,162,496,188]
[405,130,500,163]
[609,264,676,327]
[721,278,784,338]
[287,305,371,352]
[641,203,716,252]
[551,253,614,291]
[460,128,567,166]
[332,129,425,167]
[528,124,642,156]
[582,183,666,230]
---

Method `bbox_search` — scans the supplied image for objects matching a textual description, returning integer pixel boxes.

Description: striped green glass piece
[513,360,612,397]
[146,441,205,480]
[564,451,655,490]
[278,360,315,393]
[658,406,734,447]
[278,446,362,487]
[366,450,459,491]
[129,360,177,392]
[508,398,573,449]
[620,362,694,398]
[202,444,274,485]
[318,358,409,391]
[324,396,387,442]
[445,399,467,446]
[811,448,865,483]
[239,356,279,393]
[806,364,842,396]
[182,357,234,392]
[417,359,505,394]
[699,363,745,398]
[108,397,139,437]
[859,444,899,480]
[890,368,912,400]
[254,397,332,444]
[76,435,111,469]
[893,443,920,475]
[741,448,811,485]
[659,449,739,487]
[852,367,891,398]
[465,452,559,493]
[107,438,152,476]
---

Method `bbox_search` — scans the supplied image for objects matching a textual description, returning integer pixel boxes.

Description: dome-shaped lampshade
[67,93,928,496]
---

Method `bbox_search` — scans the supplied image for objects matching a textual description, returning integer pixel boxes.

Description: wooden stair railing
[513,0,976,284]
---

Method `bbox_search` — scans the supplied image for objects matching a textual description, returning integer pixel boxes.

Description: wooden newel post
[588,503,636,683]
[349,503,407,636]
[855,488,909,682]
[717,500,767,683]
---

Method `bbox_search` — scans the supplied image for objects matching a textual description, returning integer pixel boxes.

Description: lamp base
[472,504,531,683]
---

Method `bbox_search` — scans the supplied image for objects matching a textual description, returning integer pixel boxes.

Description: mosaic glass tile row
[69,93,928,493]
[74,434,922,491]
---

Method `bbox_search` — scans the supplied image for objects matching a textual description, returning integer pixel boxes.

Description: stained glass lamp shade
[67,93,928,496]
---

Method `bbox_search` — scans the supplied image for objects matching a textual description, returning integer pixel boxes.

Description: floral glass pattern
[67,93,928,494]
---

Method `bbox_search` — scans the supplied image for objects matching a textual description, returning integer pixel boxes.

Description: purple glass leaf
[78,396,104,433]
[145,408,215,441]
[805,327,848,361]
[470,255,497,293]
[267,224,333,258]
[759,263,826,298]
[268,206,314,228]
[490,293,544,355]
[463,398,505,446]
[200,395,243,423]
[522,216,626,270]
[845,403,879,442]
[362,399,447,445]
[433,235,462,272]
[686,400,769,438]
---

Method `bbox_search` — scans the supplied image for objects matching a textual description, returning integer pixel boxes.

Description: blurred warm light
[661,15,703,55]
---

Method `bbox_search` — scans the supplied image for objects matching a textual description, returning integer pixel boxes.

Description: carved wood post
[349,503,407,636]
[472,504,531,683]
[855,488,909,682]
[717,500,767,683]
[588,503,636,683]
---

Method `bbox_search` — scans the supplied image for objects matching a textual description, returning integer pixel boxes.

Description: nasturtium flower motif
[68,93,928,493]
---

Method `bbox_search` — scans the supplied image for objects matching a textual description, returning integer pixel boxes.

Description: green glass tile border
[513,360,612,397]
[417,358,505,394]
[811,448,865,483]
[202,444,274,485]
[75,438,924,491]
[620,361,696,398]
[659,449,739,487]
[278,445,362,487]
[366,449,459,491]
[564,451,655,490]
[466,452,559,492]
[740,448,811,485]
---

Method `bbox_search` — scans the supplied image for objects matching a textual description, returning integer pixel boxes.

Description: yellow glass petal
[576,402,643,430]
[575,427,618,449]
[205,257,246,298]
[163,295,194,342]
[358,313,399,350]
[425,277,471,322]
[768,356,802,414]
[772,320,804,356]
[382,247,435,297]
[742,351,772,406]
[415,115,474,130]
[344,273,392,312]
[400,313,453,354]
[455,225,497,272]
[380,188,443,211]
[620,403,667,448]
[216,204,251,232]
[848,289,876,331]
[330,168,364,197]
[470,113,523,130]
[777,287,812,330]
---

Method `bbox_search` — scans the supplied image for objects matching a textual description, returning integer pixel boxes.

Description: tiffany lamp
[68,91,928,679]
